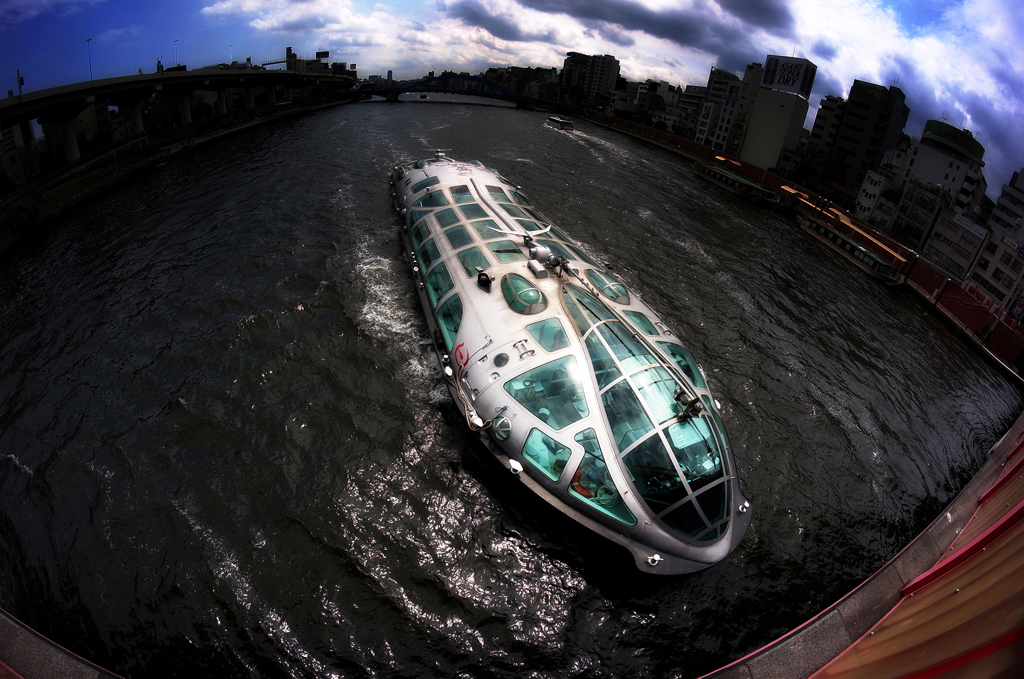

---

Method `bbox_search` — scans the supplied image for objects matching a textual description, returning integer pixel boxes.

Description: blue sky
[2,0,1022,199]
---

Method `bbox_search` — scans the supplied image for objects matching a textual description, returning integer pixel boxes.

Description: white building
[989,169,1024,239]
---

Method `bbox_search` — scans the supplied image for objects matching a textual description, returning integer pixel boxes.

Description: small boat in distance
[390,151,752,574]
[547,116,574,130]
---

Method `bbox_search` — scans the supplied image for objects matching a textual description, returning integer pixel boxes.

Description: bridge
[0,68,356,163]
[357,74,570,112]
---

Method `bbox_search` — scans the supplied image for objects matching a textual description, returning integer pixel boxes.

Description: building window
[978,257,990,271]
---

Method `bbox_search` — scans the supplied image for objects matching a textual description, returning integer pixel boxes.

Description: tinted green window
[564,284,614,324]
[510,190,532,206]
[585,333,621,389]
[525,207,548,223]
[459,203,488,220]
[501,273,547,314]
[410,221,432,250]
[425,263,454,308]
[451,185,474,204]
[568,429,636,525]
[660,500,707,538]
[435,208,460,228]
[586,269,629,303]
[597,322,656,373]
[411,192,449,208]
[567,244,598,265]
[472,219,504,240]
[526,318,570,352]
[456,247,491,277]
[522,429,572,481]
[500,203,529,219]
[488,240,527,262]
[623,434,688,513]
[411,176,439,193]
[665,418,723,491]
[444,225,474,249]
[410,209,431,226]
[416,239,442,272]
[516,219,544,232]
[624,310,659,335]
[603,380,654,451]
[634,367,679,424]
[486,185,508,202]
[536,239,575,261]
[504,356,588,430]
[437,294,463,352]
[657,342,707,389]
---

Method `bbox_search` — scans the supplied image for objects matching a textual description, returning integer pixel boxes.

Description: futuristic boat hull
[390,152,751,574]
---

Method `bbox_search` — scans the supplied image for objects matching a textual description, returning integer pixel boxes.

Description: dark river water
[1,99,1021,679]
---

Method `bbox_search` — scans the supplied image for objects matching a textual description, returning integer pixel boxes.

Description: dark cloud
[503,0,795,49]
[811,40,837,61]
[442,0,557,43]
[275,18,327,32]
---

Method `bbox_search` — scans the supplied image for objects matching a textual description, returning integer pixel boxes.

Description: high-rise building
[989,169,1024,238]
[831,80,909,190]
[583,54,619,109]
[739,56,815,170]
[695,63,762,156]
[808,94,845,148]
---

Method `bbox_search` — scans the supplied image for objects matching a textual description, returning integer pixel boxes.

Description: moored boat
[390,151,752,574]
[695,156,779,205]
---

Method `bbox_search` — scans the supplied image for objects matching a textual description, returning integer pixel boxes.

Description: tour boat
[547,116,574,130]
[390,152,752,574]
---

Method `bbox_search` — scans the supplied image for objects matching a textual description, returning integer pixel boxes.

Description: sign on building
[316,51,330,59]
[761,55,817,99]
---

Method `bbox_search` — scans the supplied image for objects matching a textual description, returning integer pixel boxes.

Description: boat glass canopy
[501,274,547,314]
[503,356,589,430]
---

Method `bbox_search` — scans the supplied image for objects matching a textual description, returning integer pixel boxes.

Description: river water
[1,99,1020,678]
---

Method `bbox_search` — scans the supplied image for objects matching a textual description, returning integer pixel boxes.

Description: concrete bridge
[357,74,568,112]
[0,68,355,163]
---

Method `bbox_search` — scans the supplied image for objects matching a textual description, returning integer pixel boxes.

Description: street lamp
[174,39,179,65]
[86,38,93,81]
[229,44,233,63]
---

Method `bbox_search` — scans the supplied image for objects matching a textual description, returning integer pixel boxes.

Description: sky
[1,0,1022,198]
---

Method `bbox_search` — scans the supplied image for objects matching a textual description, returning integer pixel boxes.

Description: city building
[923,208,987,279]
[831,80,910,190]
[889,176,949,247]
[583,54,620,109]
[969,233,1024,307]
[739,56,816,170]
[808,94,845,148]
[695,63,762,156]
[989,168,1024,238]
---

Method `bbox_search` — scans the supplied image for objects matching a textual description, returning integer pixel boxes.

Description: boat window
[602,380,653,452]
[395,166,410,179]
[565,284,615,325]
[451,185,474,204]
[469,160,484,167]
[624,310,659,335]
[416,239,442,272]
[585,333,621,389]
[596,322,656,374]
[444,225,474,250]
[702,395,729,464]
[659,499,707,538]
[425,263,454,308]
[657,342,707,389]
[488,240,527,263]
[456,247,491,277]
[549,227,571,241]
[567,244,598,265]
[486,185,509,202]
[695,481,729,528]
[411,191,449,208]
[516,219,544,232]
[471,219,504,240]
[501,273,547,314]
[536,239,575,261]
[622,434,689,514]
[498,176,516,187]
[459,203,488,220]
[411,176,439,193]
[526,318,570,352]
[665,418,723,492]
[569,429,636,525]
[509,190,532,206]
[411,209,432,227]
[525,207,548,224]
[410,221,432,250]
[436,294,463,352]
[586,269,630,303]
[500,203,529,219]
[634,367,681,424]
[435,208,460,228]
[504,356,589,430]
[521,428,572,481]
[561,288,591,336]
